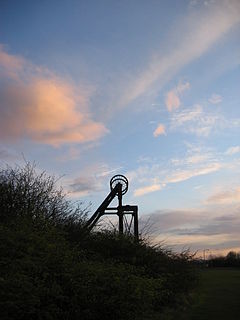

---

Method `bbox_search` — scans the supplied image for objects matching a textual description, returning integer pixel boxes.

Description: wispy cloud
[208,93,222,104]
[0,44,25,79]
[178,154,211,165]
[153,123,166,137]
[165,162,222,184]
[121,0,240,105]
[128,145,222,197]
[165,82,190,112]
[170,103,240,137]
[0,46,108,146]
[68,176,101,197]
[207,187,240,204]
[170,104,229,137]
[171,105,203,125]
[95,166,123,178]
[66,163,124,197]
[225,146,240,155]
[134,183,165,197]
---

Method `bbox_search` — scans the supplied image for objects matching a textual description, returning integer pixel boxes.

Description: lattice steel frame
[85,175,139,241]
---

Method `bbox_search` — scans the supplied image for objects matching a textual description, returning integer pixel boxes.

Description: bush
[0,163,198,320]
[0,162,87,225]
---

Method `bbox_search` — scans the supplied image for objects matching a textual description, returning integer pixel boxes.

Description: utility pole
[203,249,209,261]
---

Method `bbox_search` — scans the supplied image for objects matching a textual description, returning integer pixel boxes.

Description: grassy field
[179,268,240,320]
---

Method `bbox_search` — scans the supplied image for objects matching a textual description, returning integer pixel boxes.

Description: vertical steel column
[118,184,124,235]
[134,206,139,241]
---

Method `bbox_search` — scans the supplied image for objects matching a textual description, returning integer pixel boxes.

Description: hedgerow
[0,163,198,320]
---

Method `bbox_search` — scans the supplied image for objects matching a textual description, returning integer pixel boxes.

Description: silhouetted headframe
[86,175,139,241]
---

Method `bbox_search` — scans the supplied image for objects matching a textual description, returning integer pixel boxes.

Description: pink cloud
[207,187,240,204]
[165,82,190,112]
[0,46,108,146]
[165,91,180,111]
[153,123,166,137]
[134,183,165,197]
[166,162,221,183]
[0,44,24,79]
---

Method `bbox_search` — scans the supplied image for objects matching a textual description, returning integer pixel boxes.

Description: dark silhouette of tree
[208,251,240,268]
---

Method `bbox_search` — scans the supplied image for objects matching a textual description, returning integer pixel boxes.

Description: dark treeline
[208,251,240,268]
[0,163,198,320]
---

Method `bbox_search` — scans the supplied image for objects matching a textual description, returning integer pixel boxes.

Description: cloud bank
[140,208,240,253]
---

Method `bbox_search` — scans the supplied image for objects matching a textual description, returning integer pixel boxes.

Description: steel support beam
[85,177,139,240]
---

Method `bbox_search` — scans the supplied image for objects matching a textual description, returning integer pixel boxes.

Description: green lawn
[181,268,240,320]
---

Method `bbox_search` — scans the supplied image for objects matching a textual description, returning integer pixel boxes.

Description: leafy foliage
[0,163,198,320]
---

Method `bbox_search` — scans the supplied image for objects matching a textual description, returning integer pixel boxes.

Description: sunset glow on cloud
[0,44,24,78]
[1,0,240,254]
[207,187,240,205]
[0,47,107,146]
[153,123,166,137]
[134,183,165,197]
[165,82,190,112]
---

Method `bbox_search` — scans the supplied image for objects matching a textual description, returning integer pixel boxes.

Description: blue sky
[0,0,240,256]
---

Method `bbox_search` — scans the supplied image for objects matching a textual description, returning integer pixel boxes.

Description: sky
[0,0,240,256]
